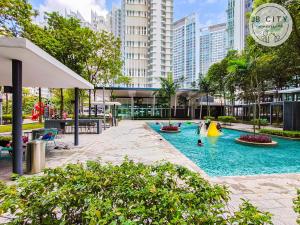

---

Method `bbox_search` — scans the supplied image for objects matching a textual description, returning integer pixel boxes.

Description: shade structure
[0,37,94,89]
[0,37,94,176]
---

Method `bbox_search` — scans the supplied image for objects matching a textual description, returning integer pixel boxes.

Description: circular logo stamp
[249,3,293,47]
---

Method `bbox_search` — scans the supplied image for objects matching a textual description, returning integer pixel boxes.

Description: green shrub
[251,119,269,126]
[2,114,26,124]
[203,116,215,120]
[0,136,12,147]
[260,129,300,138]
[218,116,236,124]
[0,160,272,224]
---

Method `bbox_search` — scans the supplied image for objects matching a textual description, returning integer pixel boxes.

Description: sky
[29,0,228,27]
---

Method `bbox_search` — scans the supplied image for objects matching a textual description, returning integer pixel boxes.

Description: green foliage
[0,123,43,133]
[2,114,26,124]
[231,200,273,224]
[0,160,272,224]
[294,190,300,224]
[260,129,300,138]
[156,74,180,124]
[0,0,37,37]
[203,116,215,120]
[0,136,12,147]
[251,119,269,126]
[218,116,236,124]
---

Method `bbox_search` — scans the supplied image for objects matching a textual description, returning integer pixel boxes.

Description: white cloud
[38,0,108,22]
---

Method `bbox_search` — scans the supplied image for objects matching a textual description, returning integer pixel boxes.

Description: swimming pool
[149,123,300,177]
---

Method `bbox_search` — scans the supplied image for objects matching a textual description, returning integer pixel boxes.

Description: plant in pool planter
[0,160,272,224]
[161,125,179,131]
[239,134,272,143]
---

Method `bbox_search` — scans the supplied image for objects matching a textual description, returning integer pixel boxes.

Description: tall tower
[227,0,253,52]
[199,23,227,76]
[173,14,199,88]
[121,0,173,88]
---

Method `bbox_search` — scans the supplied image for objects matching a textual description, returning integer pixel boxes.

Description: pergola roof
[0,37,93,89]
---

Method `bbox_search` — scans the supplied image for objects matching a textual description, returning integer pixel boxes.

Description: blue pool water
[149,123,300,177]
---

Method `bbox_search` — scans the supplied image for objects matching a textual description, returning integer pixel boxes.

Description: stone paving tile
[1,120,299,225]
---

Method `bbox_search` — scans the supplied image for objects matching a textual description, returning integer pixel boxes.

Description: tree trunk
[168,97,171,125]
[88,89,91,118]
[5,93,8,114]
[102,86,106,130]
[38,88,42,123]
[199,96,203,120]
[206,93,209,117]
[60,88,64,119]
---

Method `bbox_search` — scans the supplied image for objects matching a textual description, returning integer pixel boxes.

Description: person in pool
[217,122,222,132]
[197,139,203,146]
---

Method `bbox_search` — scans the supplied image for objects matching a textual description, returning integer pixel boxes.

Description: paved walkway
[1,121,299,224]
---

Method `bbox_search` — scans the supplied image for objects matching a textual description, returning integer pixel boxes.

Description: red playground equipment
[31,102,45,121]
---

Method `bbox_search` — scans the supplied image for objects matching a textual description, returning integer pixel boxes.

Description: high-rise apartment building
[226,0,253,51]
[109,6,122,38]
[122,0,173,88]
[199,23,227,76]
[173,14,198,88]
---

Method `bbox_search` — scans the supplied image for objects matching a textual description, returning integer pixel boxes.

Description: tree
[0,0,37,37]
[25,12,94,118]
[206,62,227,116]
[199,75,215,118]
[90,32,124,128]
[156,74,180,125]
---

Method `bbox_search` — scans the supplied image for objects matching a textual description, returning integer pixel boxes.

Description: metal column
[74,88,79,146]
[12,59,23,175]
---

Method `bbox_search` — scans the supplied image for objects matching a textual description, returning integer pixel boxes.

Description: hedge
[251,119,269,126]
[260,129,300,138]
[0,123,44,134]
[0,136,12,147]
[2,114,26,124]
[218,116,236,124]
[203,116,215,120]
[0,160,272,224]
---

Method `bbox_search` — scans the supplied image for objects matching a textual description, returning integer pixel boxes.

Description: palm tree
[156,73,180,125]
[196,75,215,119]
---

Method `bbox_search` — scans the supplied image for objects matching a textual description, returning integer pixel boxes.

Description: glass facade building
[199,23,227,76]
[173,14,198,88]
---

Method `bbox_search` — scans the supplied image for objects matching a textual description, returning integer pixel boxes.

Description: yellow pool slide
[207,122,222,137]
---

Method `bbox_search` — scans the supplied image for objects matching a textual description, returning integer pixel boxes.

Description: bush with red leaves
[239,134,272,143]
[161,126,179,131]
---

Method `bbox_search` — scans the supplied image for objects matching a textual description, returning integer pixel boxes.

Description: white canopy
[0,37,93,89]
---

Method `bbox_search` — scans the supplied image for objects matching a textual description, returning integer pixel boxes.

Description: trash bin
[26,140,46,174]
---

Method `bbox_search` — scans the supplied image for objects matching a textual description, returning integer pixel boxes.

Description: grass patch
[0,123,44,133]
[260,129,300,138]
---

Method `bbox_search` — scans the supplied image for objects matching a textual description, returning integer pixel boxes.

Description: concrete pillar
[131,96,134,119]
[74,88,79,146]
[152,95,156,116]
[12,59,23,175]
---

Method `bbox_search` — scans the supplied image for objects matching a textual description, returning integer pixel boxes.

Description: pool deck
[0,120,299,224]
